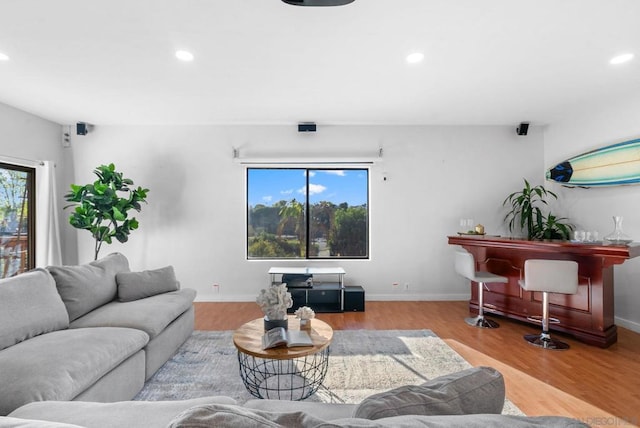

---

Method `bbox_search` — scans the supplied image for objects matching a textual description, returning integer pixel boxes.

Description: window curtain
[35,161,62,267]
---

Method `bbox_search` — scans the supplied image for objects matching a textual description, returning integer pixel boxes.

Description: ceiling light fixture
[406,52,425,64]
[0,52,9,61]
[175,50,194,62]
[609,53,634,65]
[281,0,355,6]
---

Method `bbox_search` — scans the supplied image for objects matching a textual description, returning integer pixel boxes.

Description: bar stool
[454,248,508,328]
[519,259,579,350]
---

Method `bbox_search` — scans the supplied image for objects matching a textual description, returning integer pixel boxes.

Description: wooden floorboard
[194,301,640,427]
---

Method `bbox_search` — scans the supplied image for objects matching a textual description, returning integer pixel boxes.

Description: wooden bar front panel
[448,236,640,348]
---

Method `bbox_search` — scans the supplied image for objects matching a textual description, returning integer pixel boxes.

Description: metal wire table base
[237,347,330,400]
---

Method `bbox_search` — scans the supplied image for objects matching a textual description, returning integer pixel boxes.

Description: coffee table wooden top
[233,316,333,360]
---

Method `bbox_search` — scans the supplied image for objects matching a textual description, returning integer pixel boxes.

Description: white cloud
[324,170,346,176]
[297,183,327,196]
[262,195,273,203]
[280,189,294,195]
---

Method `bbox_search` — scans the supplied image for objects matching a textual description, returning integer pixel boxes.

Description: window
[247,167,369,259]
[0,163,35,278]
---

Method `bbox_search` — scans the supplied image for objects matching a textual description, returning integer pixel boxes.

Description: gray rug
[134,329,522,415]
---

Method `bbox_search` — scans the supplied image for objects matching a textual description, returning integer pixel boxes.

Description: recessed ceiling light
[406,52,424,64]
[609,53,634,65]
[281,0,355,5]
[0,52,9,61]
[175,50,194,62]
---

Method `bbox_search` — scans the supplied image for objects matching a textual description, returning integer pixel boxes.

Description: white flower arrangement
[256,283,293,321]
[294,306,315,320]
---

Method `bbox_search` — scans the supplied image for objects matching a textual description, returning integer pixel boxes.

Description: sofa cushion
[244,400,356,421]
[0,269,69,351]
[168,404,589,428]
[0,327,148,416]
[168,403,327,428]
[0,416,85,428]
[47,253,130,321]
[353,366,505,420]
[116,265,179,302]
[327,415,591,427]
[69,288,196,340]
[9,397,238,428]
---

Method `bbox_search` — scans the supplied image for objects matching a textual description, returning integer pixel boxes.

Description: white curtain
[35,161,62,267]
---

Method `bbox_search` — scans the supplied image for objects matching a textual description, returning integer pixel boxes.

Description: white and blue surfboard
[546,138,640,187]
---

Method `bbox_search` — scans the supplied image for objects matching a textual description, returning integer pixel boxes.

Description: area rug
[134,329,522,415]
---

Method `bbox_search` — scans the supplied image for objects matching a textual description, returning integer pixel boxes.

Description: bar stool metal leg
[524,291,570,350]
[465,281,499,329]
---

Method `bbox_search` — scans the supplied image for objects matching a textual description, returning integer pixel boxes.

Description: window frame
[246,165,370,261]
[0,162,36,277]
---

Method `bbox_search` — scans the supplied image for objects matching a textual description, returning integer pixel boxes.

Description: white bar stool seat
[454,248,508,328]
[519,259,579,350]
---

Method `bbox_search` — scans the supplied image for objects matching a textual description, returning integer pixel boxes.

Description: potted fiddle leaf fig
[503,178,573,240]
[64,163,149,260]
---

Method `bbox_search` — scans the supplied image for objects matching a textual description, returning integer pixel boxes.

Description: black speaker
[344,286,365,312]
[298,123,316,132]
[76,122,88,135]
[516,122,529,136]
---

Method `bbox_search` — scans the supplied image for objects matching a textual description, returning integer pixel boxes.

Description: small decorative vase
[264,316,288,331]
[604,216,633,245]
[300,319,311,329]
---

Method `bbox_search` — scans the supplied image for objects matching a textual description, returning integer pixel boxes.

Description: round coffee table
[233,316,333,400]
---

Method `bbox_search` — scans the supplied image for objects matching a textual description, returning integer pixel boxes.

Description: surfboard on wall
[546,138,640,187]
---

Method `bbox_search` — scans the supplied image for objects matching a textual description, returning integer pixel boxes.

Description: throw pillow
[116,265,179,302]
[46,253,130,321]
[353,366,505,420]
[167,403,327,428]
[0,269,69,351]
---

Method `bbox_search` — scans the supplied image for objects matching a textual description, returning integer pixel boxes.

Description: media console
[269,267,360,313]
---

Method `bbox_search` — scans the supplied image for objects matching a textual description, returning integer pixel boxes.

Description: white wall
[544,92,640,332]
[0,102,76,264]
[66,124,543,303]
[4,98,637,331]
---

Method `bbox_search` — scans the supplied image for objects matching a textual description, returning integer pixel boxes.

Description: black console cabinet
[344,286,365,312]
[288,283,342,313]
[269,267,365,313]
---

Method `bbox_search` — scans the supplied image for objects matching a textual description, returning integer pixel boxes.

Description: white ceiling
[0,0,638,126]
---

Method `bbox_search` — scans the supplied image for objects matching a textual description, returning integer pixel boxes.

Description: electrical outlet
[212,283,220,293]
[392,282,399,289]
[404,283,410,291]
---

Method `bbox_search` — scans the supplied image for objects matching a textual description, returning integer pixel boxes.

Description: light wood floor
[195,301,640,427]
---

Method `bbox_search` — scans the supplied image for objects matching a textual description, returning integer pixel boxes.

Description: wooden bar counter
[448,235,640,348]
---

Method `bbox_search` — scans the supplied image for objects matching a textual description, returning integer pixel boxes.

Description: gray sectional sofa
[0,256,589,427]
[2,367,589,427]
[0,253,196,416]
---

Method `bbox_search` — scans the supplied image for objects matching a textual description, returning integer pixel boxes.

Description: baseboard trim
[195,293,469,303]
[365,293,468,301]
[615,316,640,334]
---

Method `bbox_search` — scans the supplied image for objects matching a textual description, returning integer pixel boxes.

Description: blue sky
[247,168,368,207]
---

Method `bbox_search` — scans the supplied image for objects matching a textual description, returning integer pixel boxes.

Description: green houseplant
[503,178,573,240]
[64,164,149,260]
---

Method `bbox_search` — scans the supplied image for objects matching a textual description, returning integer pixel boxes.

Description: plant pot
[264,316,288,331]
[300,319,311,329]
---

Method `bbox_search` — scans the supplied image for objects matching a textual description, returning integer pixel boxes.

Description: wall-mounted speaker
[76,122,89,135]
[516,122,529,136]
[298,123,317,132]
